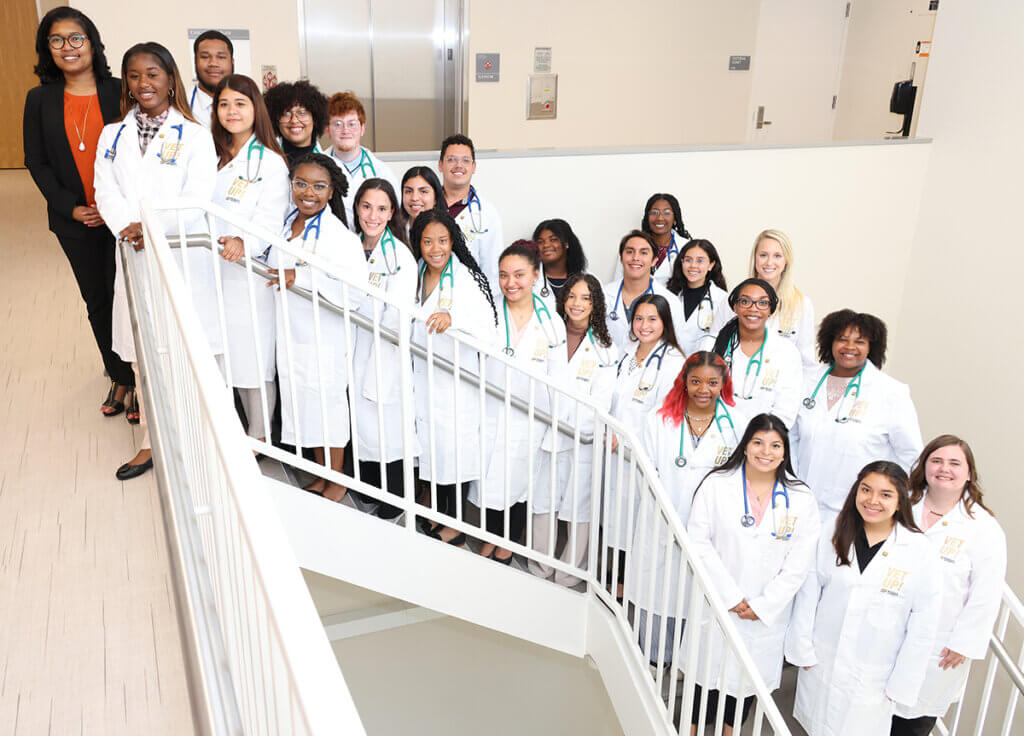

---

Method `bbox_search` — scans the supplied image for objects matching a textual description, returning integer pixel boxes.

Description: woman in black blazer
[24,7,136,419]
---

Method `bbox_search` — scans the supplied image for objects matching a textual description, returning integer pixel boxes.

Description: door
[746,0,849,143]
[0,0,43,168]
[301,0,464,153]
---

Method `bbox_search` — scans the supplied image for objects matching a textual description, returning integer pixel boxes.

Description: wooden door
[0,0,41,168]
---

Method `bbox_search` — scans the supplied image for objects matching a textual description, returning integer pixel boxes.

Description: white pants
[527,513,589,587]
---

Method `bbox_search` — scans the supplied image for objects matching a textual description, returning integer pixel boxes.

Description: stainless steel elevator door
[301,0,462,153]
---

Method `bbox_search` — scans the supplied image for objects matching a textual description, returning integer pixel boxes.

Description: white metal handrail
[128,202,366,735]
[142,196,801,734]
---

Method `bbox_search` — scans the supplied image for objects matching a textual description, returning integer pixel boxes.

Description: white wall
[893,0,1023,592]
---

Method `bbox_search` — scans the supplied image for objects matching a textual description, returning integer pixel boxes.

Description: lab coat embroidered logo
[939,536,965,563]
[880,567,908,596]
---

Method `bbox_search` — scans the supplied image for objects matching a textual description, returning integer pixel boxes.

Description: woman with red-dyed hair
[633,350,749,668]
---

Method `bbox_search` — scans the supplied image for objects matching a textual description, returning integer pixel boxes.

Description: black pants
[57,228,133,386]
[482,501,527,543]
[891,715,937,736]
[689,686,754,728]
[343,456,407,519]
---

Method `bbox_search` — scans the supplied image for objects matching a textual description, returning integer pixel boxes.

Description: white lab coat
[601,278,688,355]
[94,107,218,363]
[413,257,497,484]
[188,84,213,129]
[533,332,620,521]
[791,362,923,516]
[788,524,942,736]
[724,329,803,428]
[350,233,421,463]
[651,232,686,286]
[323,145,399,232]
[271,208,367,448]
[211,137,291,387]
[530,264,570,312]
[605,343,686,549]
[766,294,816,373]
[675,283,731,356]
[684,469,821,695]
[451,186,504,297]
[632,402,749,614]
[894,498,1007,719]
[469,303,568,510]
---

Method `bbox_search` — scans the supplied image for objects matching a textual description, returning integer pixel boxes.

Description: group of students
[24,8,1008,736]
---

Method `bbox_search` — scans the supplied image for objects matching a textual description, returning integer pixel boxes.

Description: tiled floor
[0,171,194,734]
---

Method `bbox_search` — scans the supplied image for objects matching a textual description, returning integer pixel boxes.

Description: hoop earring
[127,91,134,100]
[168,88,175,98]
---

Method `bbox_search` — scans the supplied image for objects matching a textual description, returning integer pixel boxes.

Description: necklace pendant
[78,141,86,152]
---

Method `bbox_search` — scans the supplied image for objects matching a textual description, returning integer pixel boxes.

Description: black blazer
[23,77,122,239]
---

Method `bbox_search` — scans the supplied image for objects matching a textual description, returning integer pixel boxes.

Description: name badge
[576,359,596,382]
[160,141,182,164]
[760,368,779,390]
[714,444,732,465]
[368,272,385,289]
[849,400,869,421]
[438,294,452,311]
[532,339,549,363]
[939,536,965,563]
[880,567,908,596]
[632,383,652,403]
[225,176,250,203]
[775,515,798,538]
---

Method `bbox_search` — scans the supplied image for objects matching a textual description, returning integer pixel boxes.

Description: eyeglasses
[649,208,673,217]
[280,108,311,122]
[330,119,361,131]
[48,33,86,50]
[443,156,473,166]
[736,297,771,310]
[292,180,330,194]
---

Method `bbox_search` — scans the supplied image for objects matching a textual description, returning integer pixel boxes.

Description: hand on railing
[938,648,966,670]
[425,311,452,334]
[119,222,145,251]
[218,235,245,263]
[266,268,296,291]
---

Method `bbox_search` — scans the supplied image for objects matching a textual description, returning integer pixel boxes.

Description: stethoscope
[418,256,455,310]
[675,398,738,468]
[658,232,679,271]
[502,293,560,357]
[189,84,203,110]
[617,341,669,400]
[333,147,377,179]
[725,329,767,400]
[740,463,792,539]
[802,362,867,422]
[538,266,562,298]
[104,121,183,165]
[608,278,654,321]
[367,227,400,276]
[241,137,265,183]
[694,285,715,332]
[464,187,488,235]
[281,207,323,267]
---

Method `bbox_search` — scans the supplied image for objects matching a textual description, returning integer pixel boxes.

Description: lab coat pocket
[292,345,337,390]
[866,593,907,653]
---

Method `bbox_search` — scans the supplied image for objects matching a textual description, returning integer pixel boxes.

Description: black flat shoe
[492,551,514,565]
[101,382,125,417]
[115,457,153,480]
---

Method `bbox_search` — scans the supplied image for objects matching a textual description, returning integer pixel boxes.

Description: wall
[70,0,300,85]
[893,0,1023,592]
[466,0,761,149]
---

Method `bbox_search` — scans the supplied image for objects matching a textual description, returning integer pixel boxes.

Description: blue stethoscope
[189,84,204,110]
[676,398,738,468]
[502,293,560,357]
[104,120,182,165]
[803,362,867,422]
[659,232,679,273]
[464,187,488,235]
[283,207,323,267]
[740,462,792,539]
[608,278,654,322]
[726,329,767,400]
[418,256,455,310]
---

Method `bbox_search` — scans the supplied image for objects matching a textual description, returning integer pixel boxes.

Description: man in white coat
[323,91,398,231]
[439,134,504,296]
[188,30,234,129]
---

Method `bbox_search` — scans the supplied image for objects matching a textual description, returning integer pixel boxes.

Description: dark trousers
[482,501,527,542]
[891,715,938,736]
[689,686,754,728]
[343,456,408,519]
[57,228,133,386]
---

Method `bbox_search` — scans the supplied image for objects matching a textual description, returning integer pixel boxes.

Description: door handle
[756,105,773,129]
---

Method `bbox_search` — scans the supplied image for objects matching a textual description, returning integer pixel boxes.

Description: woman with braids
[791,309,922,520]
[263,80,328,166]
[527,273,618,582]
[892,436,1007,736]
[633,351,749,668]
[411,209,497,545]
[531,218,589,306]
[614,193,691,283]
[665,238,731,355]
[789,462,941,736]
[268,153,366,502]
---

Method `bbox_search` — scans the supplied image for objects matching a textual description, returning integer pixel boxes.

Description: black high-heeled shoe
[125,389,140,425]
[101,381,125,417]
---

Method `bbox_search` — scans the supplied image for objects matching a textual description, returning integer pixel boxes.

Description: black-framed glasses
[48,33,87,50]
[736,296,771,310]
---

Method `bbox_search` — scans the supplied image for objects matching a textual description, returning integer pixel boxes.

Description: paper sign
[533,46,552,73]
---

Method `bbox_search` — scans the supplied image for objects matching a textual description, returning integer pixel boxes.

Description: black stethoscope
[608,277,654,322]
[104,120,183,165]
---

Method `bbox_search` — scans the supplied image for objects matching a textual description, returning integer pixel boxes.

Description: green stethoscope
[368,227,400,275]
[803,362,867,423]
[502,293,559,357]
[336,147,377,179]
[676,398,738,468]
[241,138,265,182]
[726,329,767,400]
[419,256,455,310]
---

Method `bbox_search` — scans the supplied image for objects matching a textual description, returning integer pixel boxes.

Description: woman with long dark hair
[531,218,589,304]
[209,74,289,444]
[665,238,730,355]
[683,414,820,733]
[789,462,941,736]
[24,7,133,417]
[400,165,443,247]
[892,436,1007,736]
[94,42,217,480]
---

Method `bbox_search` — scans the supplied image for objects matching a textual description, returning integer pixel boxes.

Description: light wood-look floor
[0,170,195,734]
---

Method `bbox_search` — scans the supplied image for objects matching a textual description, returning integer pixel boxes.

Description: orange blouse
[63,92,104,206]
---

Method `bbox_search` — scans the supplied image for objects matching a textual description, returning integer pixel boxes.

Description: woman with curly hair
[263,80,329,165]
[531,218,589,305]
[791,309,923,520]
[528,273,619,584]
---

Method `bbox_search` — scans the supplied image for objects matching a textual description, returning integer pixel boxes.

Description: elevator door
[302,0,463,153]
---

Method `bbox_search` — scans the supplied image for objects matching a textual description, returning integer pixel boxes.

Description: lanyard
[728,329,767,399]
[609,278,654,321]
[503,293,557,357]
[803,362,867,421]
[741,463,791,538]
[419,256,455,310]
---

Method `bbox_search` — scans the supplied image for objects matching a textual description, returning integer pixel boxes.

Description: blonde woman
[748,229,815,371]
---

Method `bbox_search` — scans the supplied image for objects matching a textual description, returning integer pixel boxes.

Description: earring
[127,91,134,100]
[168,88,175,98]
